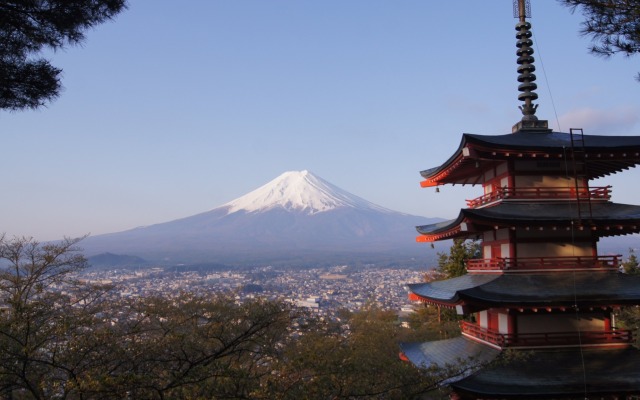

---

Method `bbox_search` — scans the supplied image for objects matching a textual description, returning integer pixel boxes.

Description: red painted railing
[460,321,633,348]
[466,186,611,208]
[466,255,620,272]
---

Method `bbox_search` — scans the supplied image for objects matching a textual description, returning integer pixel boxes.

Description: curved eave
[406,275,499,306]
[400,337,500,381]
[419,135,478,187]
[420,132,640,187]
[458,272,640,308]
[416,202,640,242]
[465,202,640,238]
[416,215,468,242]
[408,273,640,309]
[453,347,640,398]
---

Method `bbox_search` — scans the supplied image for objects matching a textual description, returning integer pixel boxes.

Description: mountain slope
[81,171,442,266]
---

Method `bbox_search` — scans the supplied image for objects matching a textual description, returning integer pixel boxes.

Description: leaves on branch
[558,0,640,80]
[0,0,128,110]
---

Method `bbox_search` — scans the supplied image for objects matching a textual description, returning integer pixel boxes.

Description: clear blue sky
[2,0,639,241]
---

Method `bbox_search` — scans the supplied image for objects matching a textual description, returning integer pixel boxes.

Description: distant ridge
[81,171,443,267]
[87,252,148,269]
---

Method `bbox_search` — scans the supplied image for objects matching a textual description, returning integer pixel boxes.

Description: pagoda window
[500,176,509,188]
[502,243,511,258]
[478,310,488,329]
[498,313,510,334]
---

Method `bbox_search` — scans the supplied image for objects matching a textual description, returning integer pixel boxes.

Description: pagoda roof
[420,131,640,187]
[416,201,640,241]
[465,131,640,149]
[452,347,640,398]
[406,272,640,308]
[400,336,500,380]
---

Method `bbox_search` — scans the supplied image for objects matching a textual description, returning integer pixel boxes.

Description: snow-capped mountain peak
[222,170,391,215]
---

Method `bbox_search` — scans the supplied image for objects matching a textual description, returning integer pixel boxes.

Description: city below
[79,265,427,319]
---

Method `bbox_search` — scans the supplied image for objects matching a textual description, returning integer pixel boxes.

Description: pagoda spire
[512,0,550,133]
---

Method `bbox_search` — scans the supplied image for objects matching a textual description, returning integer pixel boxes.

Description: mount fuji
[81,171,443,267]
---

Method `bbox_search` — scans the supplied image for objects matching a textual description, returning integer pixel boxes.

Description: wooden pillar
[604,314,612,331]
[508,312,517,334]
[509,227,516,262]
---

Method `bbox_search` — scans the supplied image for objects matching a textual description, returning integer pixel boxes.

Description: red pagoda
[400,1,640,398]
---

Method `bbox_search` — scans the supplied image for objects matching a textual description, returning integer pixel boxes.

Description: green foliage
[264,303,452,400]
[0,0,128,110]
[0,235,103,399]
[0,235,469,399]
[622,248,640,275]
[558,0,640,81]
[616,249,640,347]
[81,294,294,399]
[436,239,481,279]
[616,303,640,347]
[406,304,461,341]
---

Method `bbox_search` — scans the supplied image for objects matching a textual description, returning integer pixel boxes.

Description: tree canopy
[558,0,640,80]
[0,0,127,111]
[622,247,640,275]
[435,239,481,279]
[0,235,471,399]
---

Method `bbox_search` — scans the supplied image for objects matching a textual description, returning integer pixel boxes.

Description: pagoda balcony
[466,186,611,208]
[466,255,620,272]
[460,321,633,348]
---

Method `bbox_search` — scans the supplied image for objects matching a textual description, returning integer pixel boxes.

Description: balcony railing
[466,255,620,272]
[460,321,633,348]
[466,186,611,208]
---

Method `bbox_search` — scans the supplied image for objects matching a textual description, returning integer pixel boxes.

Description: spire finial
[515,0,538,122]
[511,0,550,133]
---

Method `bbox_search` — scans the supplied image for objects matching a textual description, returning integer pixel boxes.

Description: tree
[558,0,640,80]
[0,0,128,111]
[264,303,463,400]
[0,235,109,399]
[435,239,481,279]
[622,247,640,274]
[0,235,297,399]
[88,294,296,399]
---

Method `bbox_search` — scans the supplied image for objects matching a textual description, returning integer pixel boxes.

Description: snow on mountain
[222,170,393,215]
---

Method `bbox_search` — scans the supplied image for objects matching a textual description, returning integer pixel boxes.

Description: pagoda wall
[517,242,593,258]
[517,312,605,334]
[483,162,509,181]
[515,228,595,258]
[516,229,592,240]
[481,229,595,259]
[514,174,578,188]
[482,162,509,195]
